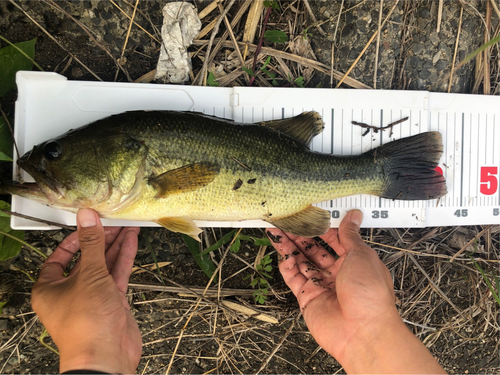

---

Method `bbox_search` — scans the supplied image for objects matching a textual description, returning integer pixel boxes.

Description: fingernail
[77,209,97,227]
[349,209,363,227]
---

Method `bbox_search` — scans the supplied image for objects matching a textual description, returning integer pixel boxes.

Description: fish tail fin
[373,131,447,200]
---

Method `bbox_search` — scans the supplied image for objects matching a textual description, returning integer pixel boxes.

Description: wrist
[338,311,445,374]
[59,340,135,374]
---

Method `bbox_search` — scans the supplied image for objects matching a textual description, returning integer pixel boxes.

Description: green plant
[247,254,273,304]
[302,28,313,40]
[468,254,500,307]
[0,202,26,261]
[263,30,288,44]
[247,0,288,86]
[183,234,217,280]
[0,37,39,97]
[244,56,278,86]
[207,71,219,87]
[183,230,272,284]
[294,76,305,87]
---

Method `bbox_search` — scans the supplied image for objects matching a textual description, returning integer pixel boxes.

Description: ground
[0,1,499,374]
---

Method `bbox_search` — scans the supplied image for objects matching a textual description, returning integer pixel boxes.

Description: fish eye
[43,140,62,160]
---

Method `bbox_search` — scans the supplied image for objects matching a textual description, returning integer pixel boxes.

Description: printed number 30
[480,166,498,195]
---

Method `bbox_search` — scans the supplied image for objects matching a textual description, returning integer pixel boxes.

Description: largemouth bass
[3,110,446,238]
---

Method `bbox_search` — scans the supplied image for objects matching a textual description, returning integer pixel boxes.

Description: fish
[2,110,446,239]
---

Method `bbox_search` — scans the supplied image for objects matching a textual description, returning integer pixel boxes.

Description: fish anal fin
[266,205,331,237]
[156,217,202,241]
[149,162,219,198]
[258,111,324,146]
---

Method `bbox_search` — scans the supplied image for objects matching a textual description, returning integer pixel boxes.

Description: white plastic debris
[155,2,201,83]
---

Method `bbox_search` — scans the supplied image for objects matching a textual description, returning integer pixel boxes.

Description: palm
[268,213,396,359]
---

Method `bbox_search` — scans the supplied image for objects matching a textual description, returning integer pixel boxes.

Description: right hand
[268,209,446,373]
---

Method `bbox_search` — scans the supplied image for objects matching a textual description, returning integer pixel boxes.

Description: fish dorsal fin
[149,162,219,198]
[265,205,331,237]
[156,217,202,241]
[258,111,324,146]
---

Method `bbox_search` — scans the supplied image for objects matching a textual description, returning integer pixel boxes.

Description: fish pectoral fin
[156,217,203,241]
[149,162,219,198]
[257,111,324,146]
[265,205,331,237]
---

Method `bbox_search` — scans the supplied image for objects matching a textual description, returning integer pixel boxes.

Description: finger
[337,209,368,254]
[37,231,80,282]
[77,208,106,270]
[111,229,139,294]
[104,227,138,270]
[105,227,139,271]
[320,228,346,257]
[104,227,123,250]
[267,228,308,297]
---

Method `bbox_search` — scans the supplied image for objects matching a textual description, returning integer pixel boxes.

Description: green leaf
[242,66,255,77]
[0,301,6,314]
[0,38,36,97]
[0,216,11,232]
[263,1,280,10]
[0,201,25,261]
[183,234,217,279]
[456,33,500,70]
[0,110,13,162]
[230,237,241,253]
[259,278,268,286]
[200,230,236,255]
[264,265,272,272]
[264,30,288,44]
[0,151,11,162]
[0,229,24,261]
[261,56,272,70]
[0,201,10,218]
[254,238,271,246]
[294,76,305,88]
[250,278,258,287]
[207,71,219,87]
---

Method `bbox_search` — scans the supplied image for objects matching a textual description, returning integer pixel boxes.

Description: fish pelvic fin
[149,162,219,198]
[266,205,331,237]
[374,131,447,200]
[156,217,202,241]
[258,111,324,146]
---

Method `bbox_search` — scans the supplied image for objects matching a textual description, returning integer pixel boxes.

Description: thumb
[77,209,106,269]
[338,209,368,254]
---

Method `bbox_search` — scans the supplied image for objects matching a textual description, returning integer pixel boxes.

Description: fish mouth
[0,180,48,201]
[7,158,65,202]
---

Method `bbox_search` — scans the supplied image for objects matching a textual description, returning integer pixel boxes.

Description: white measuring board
[9,72,500,230]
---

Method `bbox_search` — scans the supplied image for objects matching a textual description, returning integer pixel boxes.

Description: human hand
[31,209,142,374]
[267,209,445,374]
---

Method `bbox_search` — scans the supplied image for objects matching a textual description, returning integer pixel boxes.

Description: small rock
[71,67,83,78]
[413,43,425,54]
[0,319,9,331]
[420,9,430,18]
[8,356,19,365]
[432,51,441,64]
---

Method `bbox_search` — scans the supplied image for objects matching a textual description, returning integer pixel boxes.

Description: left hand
[31,209,142,374]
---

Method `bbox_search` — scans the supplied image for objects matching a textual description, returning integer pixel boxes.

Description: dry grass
[0,1,499,374]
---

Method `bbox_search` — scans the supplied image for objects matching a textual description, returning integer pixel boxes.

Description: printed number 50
[480,166,498,195]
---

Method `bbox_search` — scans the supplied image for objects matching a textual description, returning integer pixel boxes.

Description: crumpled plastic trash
[155,2,201,84]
